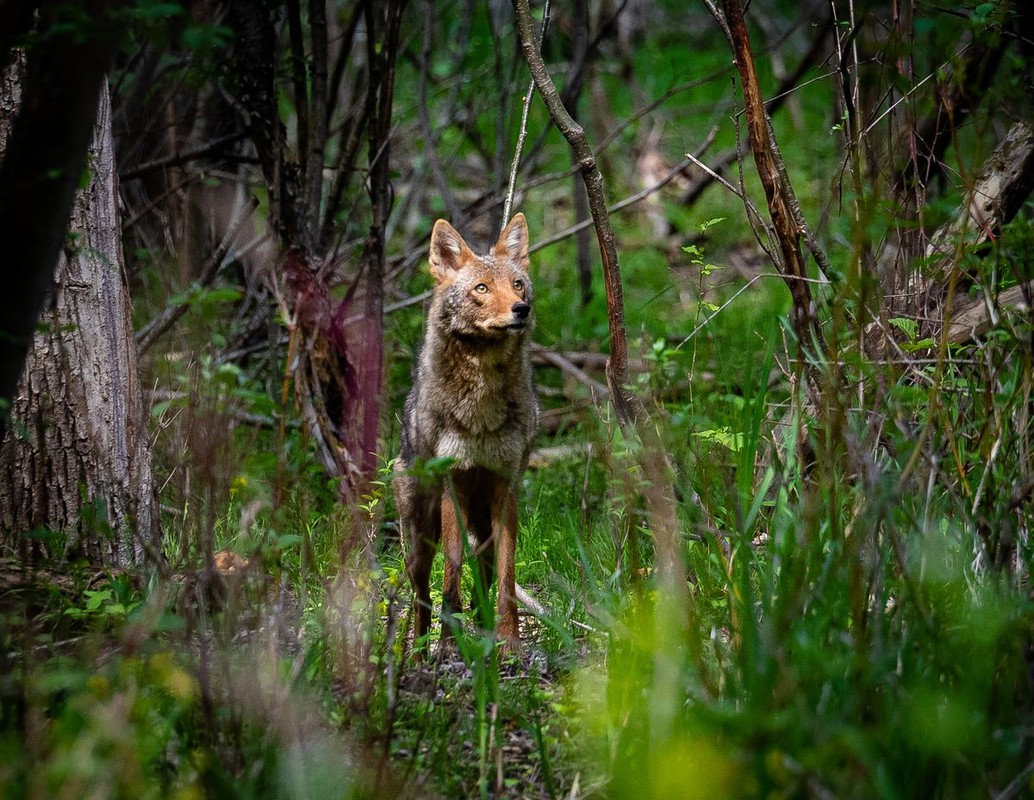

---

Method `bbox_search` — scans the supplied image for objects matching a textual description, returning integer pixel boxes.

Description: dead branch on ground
[922,122,1034,344]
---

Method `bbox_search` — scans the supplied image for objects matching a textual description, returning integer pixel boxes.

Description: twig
[135,196,260,354]
[305,0,328,248]
[286,0,310,179]
[418,0,461,222]
[502,0,550,228]
[709,0,824,367]
[676,273,765,349]
[528,442,595,470]
[530,155,693,254]
[531,343,609,397]
[512,0,631,421]
[996,761,1034,800]
[532,349,648,372]
[119,132,247,181]
[515,582,548,617]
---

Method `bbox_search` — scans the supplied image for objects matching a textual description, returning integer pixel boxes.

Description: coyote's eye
[474,283,489,293]
[513,279,524,292]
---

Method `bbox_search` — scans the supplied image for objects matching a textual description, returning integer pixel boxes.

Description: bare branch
[530,343,609,398]
[136,196,260,354]
[418,0,461,222]
[710,0,824,366]
[503,0,550,228]
[305,0,329,242]
[512,0,632,423]
[286,0,309,178]
[512,0,685,612]
[119,132,247,181]
[530,155,695,254]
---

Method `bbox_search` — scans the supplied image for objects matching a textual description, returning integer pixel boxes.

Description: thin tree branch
[326,2,363,129]
[512,0,686,616]
[305,0,329,247]
[119,132,247,181]
[136,196,260,354]
[418,0,461,223]
[286,0,309,179]
[530,343,609,398]
[320,77,368,250]
[513,0,632,422]
[710,0,825,367]
[502,0,550,228]
[530,155,694,254]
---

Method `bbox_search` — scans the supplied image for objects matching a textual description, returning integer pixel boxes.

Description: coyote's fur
[394,213,537,649]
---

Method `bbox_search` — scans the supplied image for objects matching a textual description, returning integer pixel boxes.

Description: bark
[0,78,158,566]
[512,0,687,622]
[227,0,405,500]
[927,122,1034,269]
[923,122,1034,341]
[0,1,128,441]
[947,282,1033,345]
[715,0,823,369]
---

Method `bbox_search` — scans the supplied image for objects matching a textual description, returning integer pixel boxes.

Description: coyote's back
[394,213,537,650]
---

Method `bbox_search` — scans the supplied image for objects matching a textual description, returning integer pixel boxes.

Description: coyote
[394,213,537,650]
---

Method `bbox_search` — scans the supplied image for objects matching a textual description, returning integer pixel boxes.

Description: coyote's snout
[394,213,538,650]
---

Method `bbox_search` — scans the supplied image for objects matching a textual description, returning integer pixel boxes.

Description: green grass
[7,248,1034,797]
[6,4,1034,797]
[12,196,1034,800]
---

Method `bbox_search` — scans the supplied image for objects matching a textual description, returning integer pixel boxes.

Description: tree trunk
[0,2,128,441]
[0,75,158,567]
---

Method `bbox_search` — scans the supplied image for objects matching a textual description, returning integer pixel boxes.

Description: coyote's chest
[431,367,529,474]
[435,424,526,475]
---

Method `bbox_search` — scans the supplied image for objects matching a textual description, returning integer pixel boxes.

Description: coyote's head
[428,214,533,340]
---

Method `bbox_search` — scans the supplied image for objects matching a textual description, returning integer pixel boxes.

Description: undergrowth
[6,279,1034,798]
[4,4,1034,797]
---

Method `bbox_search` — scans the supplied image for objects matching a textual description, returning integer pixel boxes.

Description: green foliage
[8,0,1034,797]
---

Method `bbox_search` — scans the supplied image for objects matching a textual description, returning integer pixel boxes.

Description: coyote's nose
[512,302,531,319]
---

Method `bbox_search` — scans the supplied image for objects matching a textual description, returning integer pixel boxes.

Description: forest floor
[355,602,587,798]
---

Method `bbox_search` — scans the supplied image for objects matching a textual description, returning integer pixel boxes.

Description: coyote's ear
[495,213,529,269]
[429,219,473,282]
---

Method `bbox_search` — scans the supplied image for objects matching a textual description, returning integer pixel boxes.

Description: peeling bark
[922,122,1034,339]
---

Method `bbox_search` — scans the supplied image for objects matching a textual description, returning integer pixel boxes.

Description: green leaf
[974,3,996,22]
[888,317,919,341]
[694,427,744,452]
[132,2,184,22]
[85,590,111,611]
[201,286,243,304]
[902,338,936,352]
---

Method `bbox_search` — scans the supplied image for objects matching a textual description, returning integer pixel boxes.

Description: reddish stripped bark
[227,0,406,501]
